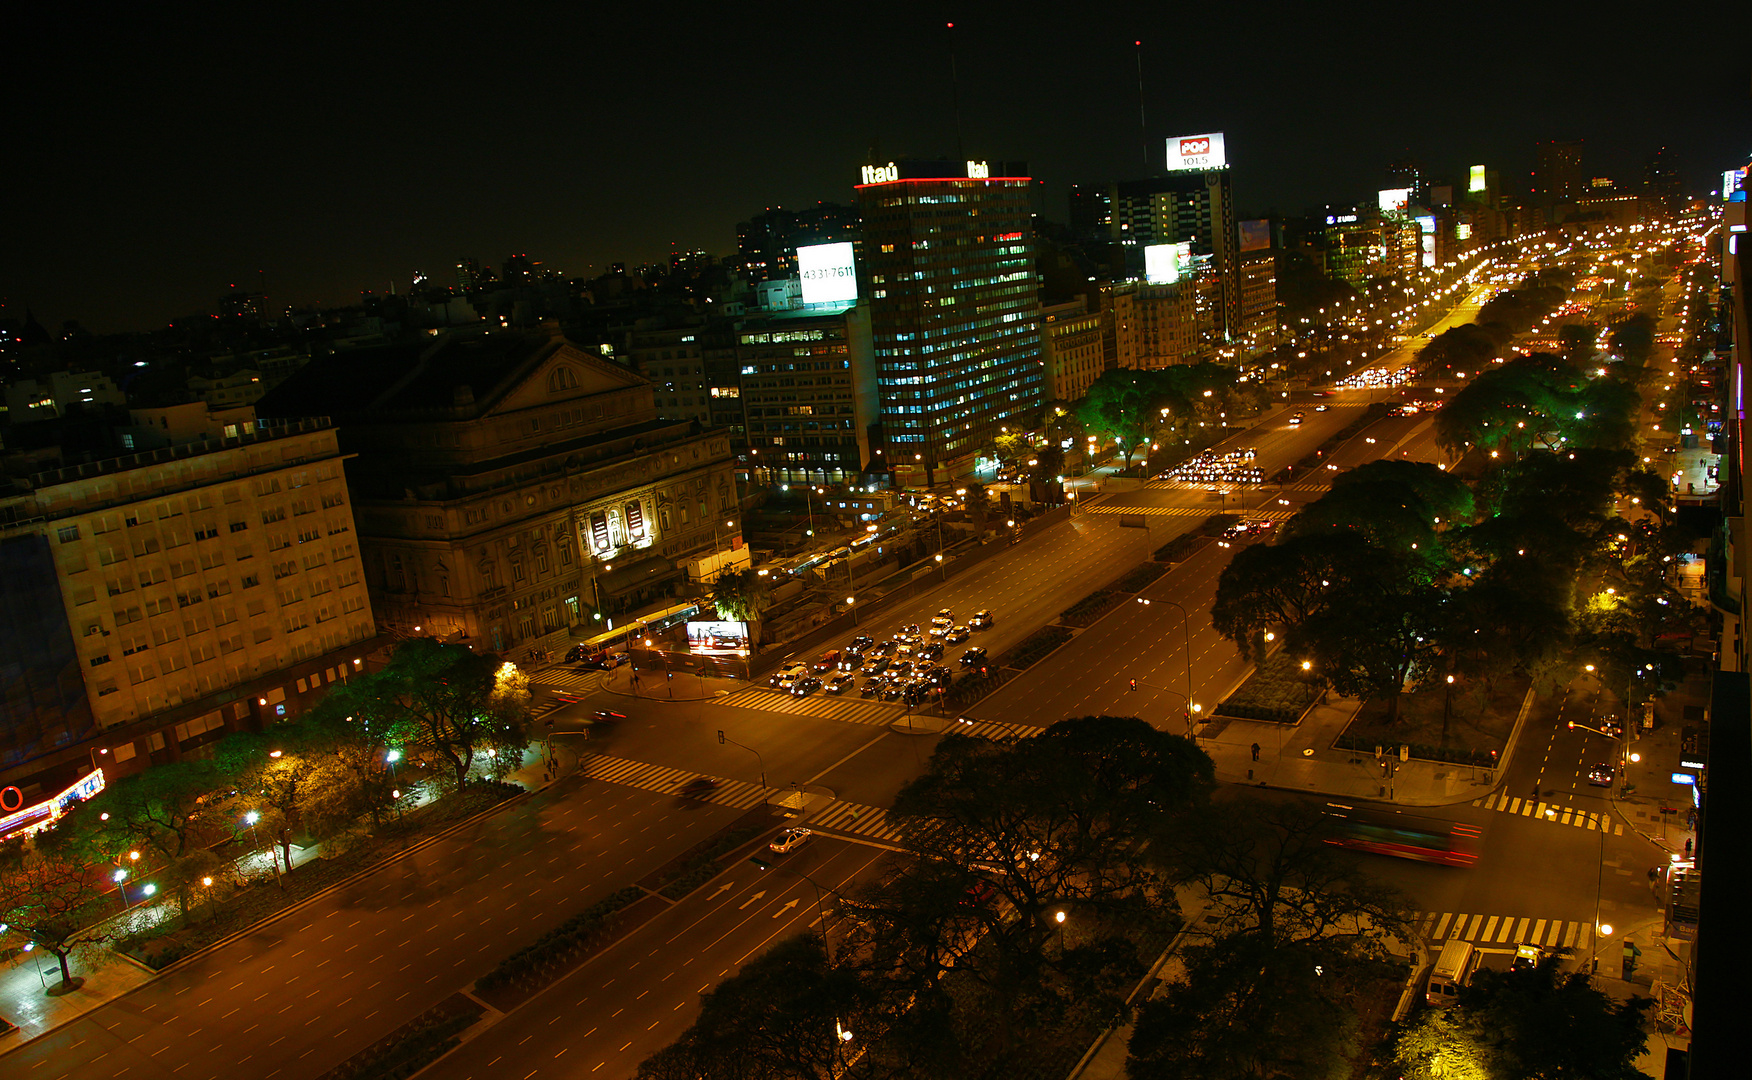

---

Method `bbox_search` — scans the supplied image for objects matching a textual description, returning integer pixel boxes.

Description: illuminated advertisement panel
[1144,244,1181,284]
[1378,188,1411,214]
[1469,165,1487,193]
[1166,132,1226,172]
[1237,219,1271,252]
[686,620,749,654]
[797,242,858,306]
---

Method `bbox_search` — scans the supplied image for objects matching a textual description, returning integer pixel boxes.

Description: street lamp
[1134,598,1198,738]
[846,596,858,625]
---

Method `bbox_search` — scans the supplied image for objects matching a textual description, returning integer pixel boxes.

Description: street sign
[1670,773,1697,785]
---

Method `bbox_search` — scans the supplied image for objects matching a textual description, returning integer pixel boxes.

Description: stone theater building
[257,328,740,657]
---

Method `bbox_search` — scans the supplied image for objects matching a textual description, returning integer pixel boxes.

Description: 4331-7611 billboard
[797,242,858,306]
[1166,132,1225,172]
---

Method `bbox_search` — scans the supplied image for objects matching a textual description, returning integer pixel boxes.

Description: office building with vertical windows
[855,160,1043,484]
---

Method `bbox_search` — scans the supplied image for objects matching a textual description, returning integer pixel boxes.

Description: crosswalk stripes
[1472,792,1625,835]
[1081,504,1299,521]
[806,800,907,846]
[939,717,1042,741]
[573,753,769,810]
[1416,910,1593,952]
[529,667,605,691]
[714,686,916,726]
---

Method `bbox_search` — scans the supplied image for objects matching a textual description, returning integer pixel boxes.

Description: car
[677,776,719,798]
[1314,403,1329,412]
[869,640,898,658]
[769,663,807,688]
[768,827,812,855]
[1598,715,1624,738]
[918,643,944,662]
[945,626,970,644]
[881,681,907,701]
[1587,763,1614,787]
[849,635,875,652]
[825,672,856,694]
[838,649,864,672]
[860,678,884,697]
[813,650,842,672]
[900,623,922,637]
[969,610,994,630]
[960,880,997,907]
[791,676,822,697]
[931,610,954,627]
[551,690,584,704]
[565,644,593,662]
[590,709,627,722]
[928,625,949,640]
[861,656,890,675]
[1288,411,1305,426]
[960,646,989,667]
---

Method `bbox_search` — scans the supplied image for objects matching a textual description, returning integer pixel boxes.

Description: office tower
[1531,140,1585,208]
[855,159,1043,485]
[1645,147,1682,215]
[1108,133,1238,343]
[734,203,863,284]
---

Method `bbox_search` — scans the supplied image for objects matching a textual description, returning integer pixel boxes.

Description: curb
[0,784,536,1059]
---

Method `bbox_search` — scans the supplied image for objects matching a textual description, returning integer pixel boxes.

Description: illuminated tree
[0,836,117,992]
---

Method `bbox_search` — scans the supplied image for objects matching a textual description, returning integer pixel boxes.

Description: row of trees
[0,638,530,989]
[1073,365,1267,472]
[638,717,1414,1080]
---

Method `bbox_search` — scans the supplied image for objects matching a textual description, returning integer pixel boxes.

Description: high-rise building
[734,203,862,284]
[1039,299,1106,402]
[1107,137,1238,342]
[1531,140,1585,210]
[855,160,1043,484]
[1644,146,1682,215]
[1067,182,1114,242]
[734,305,876,485]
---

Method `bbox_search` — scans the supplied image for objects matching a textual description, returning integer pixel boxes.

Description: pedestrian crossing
[1472,792,1625,835]
[530,667,606,691]
[567,751,920,849]
[1081,504,1299,521]
[806,799,909,847]
[573,753,771,810]
[1415,910,1594,952]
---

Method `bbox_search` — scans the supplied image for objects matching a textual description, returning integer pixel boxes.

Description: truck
[1425,940,1477,1007]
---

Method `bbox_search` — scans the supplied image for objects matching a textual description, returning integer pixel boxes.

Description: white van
[1426,940,1476,1007]
[768,663,808,689]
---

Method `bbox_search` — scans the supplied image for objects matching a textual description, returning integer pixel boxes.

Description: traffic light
[1129,679,1138,691]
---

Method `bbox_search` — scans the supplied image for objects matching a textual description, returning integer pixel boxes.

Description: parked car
[769,827,813,855]
[960,646,989,667]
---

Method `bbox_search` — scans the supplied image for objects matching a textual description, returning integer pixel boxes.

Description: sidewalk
[1197,693,1512,807]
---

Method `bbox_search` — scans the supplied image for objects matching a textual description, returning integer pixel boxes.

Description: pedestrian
[1250,742,1261,762]
[1685,837,1694,858]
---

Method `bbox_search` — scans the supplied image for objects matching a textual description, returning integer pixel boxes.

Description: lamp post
[1134,597,1198,738]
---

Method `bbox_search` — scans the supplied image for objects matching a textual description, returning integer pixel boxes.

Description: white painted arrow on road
[738,890,767,910]
[772,899,800,919]
[708,882,734,901]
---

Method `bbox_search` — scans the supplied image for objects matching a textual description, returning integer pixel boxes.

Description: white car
[769,827,812,855]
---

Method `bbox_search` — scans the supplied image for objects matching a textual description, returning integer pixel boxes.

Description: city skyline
[5,3,1748,332]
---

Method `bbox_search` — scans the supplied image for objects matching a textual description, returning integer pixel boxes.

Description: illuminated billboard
[1144,243,1191,285]
[797,242,858,306]
[1237,219,1271,253]
[1166,132,1226,172]
[1378,188,1411,214]
[686,620,749,654]
[1469,165,1487,193]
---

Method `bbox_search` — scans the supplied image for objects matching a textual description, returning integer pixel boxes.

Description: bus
[1320,803,1481,867]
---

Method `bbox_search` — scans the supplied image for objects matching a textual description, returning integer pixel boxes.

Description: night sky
[7,3,1749,333]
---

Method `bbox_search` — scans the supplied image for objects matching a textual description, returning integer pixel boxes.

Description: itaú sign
[861,162,900,184]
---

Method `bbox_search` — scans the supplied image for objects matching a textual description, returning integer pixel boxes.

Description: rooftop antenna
[948,22,964,162]
[1135,40,1149,174]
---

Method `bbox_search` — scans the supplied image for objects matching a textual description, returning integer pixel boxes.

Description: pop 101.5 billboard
[797,242,858,306]
[1166,132,1225,172]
